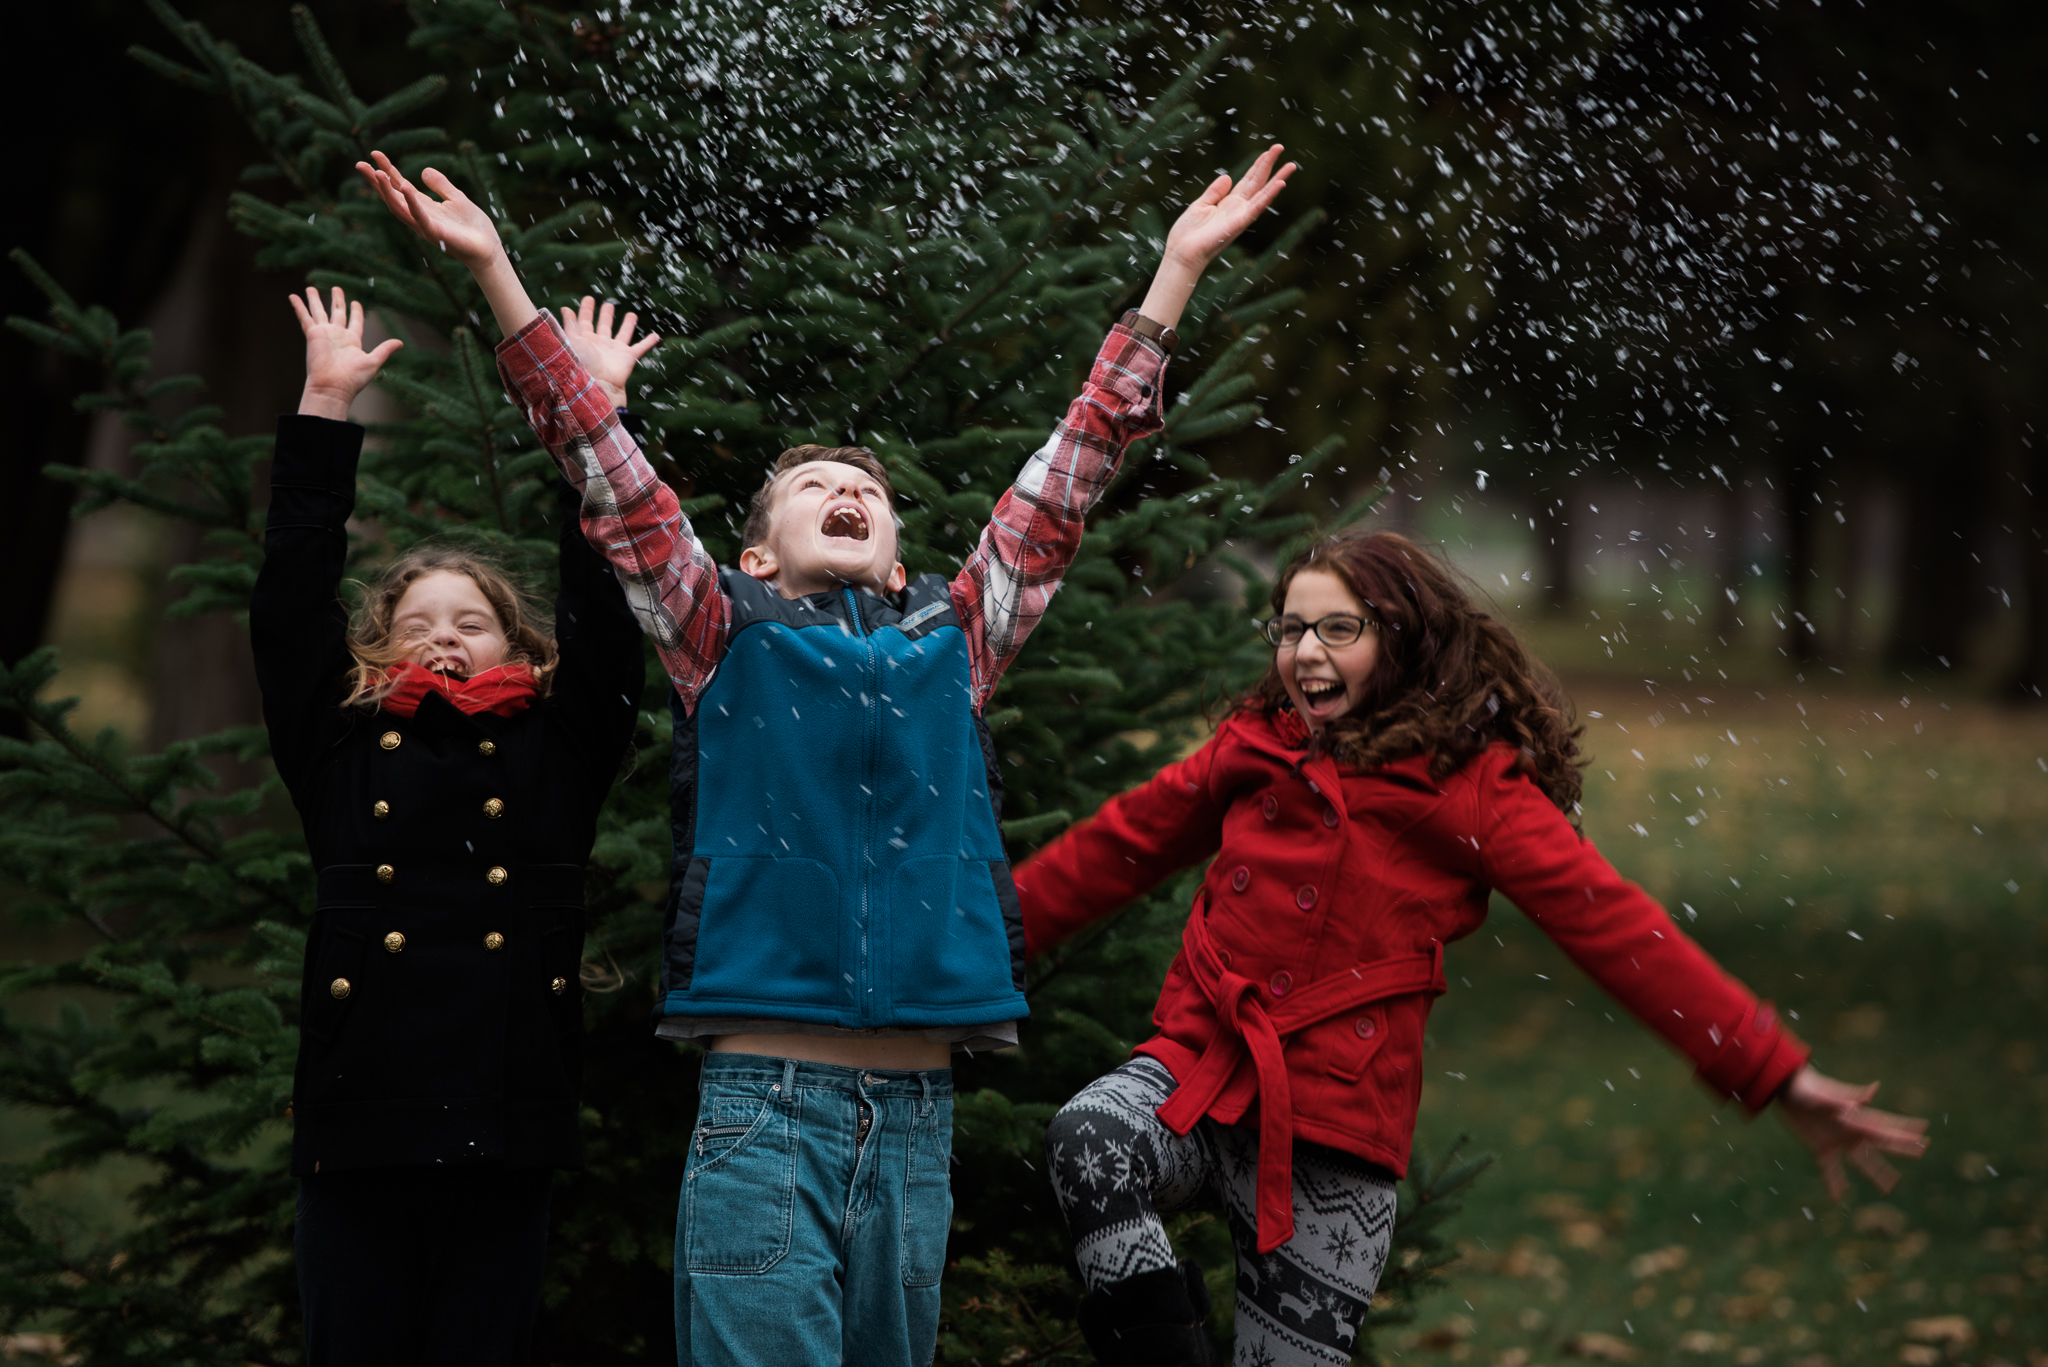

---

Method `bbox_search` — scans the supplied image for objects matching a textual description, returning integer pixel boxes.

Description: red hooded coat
[1015,708,1809,1252]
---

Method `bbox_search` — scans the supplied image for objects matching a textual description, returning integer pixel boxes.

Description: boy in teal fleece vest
[359,143,1296,1365]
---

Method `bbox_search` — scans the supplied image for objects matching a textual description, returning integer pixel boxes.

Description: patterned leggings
[1045,1058,1397,1367]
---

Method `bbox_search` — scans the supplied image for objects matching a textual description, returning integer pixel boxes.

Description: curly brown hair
[1244,530,1585,818]
[342,545,559,708]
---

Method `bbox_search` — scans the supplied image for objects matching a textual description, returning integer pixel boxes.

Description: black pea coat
[252,414,642,1176]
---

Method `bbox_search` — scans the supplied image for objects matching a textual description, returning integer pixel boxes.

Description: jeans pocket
[900,1098,954,1288]
[685,1087,797,1274]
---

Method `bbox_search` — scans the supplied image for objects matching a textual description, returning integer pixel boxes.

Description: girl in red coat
[1017,530,1928,1367]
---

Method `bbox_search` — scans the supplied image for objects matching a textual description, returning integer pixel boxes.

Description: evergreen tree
[0,2,1484,1361]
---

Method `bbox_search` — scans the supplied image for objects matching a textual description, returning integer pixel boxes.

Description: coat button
[1355,1017,1377,1039]
[550,976,567,996]
[483,797,505,819]
[379,731,401,750]
[1231,866,1250,892]
[1323,804,1341,828]
[376,864,395,885]
[384,931,406,953]
[1295,885,1317,911]
[372,800,390,820]
[484,932,505,951]
[329,977,352,1000]
[486,866,508,886]
[1262,795,1278,820]
[477,739,497,757]
[1268,971,1292,997]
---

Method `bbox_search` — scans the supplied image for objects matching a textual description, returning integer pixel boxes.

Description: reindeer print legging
[1046,1058,1398,1367]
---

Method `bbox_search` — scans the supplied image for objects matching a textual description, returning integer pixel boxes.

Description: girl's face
[392,570,509,679]
[1275,568,1380,730]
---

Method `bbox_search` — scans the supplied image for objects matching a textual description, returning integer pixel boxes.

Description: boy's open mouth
[1298,677,1345,706]
[821,504,870,542]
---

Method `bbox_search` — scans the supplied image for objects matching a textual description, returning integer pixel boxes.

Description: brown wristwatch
[1120,309,1179,355]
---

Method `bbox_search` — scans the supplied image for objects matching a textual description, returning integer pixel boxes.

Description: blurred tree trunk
[138,176,303,754]
[1782,453,1822,664]
[1888,412,1991,672]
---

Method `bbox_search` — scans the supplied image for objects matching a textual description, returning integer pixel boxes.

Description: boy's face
[393,570,509,679]
[739,459,906,599]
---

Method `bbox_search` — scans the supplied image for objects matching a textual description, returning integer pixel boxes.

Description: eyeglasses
[1259,613,1377,649]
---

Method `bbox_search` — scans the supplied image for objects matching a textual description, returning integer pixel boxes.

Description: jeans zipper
[695,1122,750,1157]
[845,586,879,1026]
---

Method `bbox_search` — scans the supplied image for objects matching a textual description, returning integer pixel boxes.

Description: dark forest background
[7,0,2045,749]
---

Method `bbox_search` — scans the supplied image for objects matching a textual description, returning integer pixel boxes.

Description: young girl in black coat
[252,287,643,1365]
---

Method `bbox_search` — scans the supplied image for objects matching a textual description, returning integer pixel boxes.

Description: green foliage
[0,1,1480,1362]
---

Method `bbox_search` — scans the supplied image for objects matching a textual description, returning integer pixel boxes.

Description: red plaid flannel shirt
[496,314,1168,713]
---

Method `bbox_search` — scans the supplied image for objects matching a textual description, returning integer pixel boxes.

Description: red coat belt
[1153,907,1448,1252]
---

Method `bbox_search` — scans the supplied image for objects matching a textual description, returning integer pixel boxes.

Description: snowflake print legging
[1045,1058,1397,1367]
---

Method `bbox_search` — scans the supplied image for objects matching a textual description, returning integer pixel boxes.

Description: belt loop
[780,1058,797,1103]
[919,1071,932,1116]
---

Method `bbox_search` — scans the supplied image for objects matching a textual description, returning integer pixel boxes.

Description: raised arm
[1473,751,1927,1195]
[950,146,1297,705]
[357,150,727,709]
[1012,731,1233,959]
[253,288,401,796]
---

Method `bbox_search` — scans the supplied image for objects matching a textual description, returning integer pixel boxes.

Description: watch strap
[1119,308,1179,356]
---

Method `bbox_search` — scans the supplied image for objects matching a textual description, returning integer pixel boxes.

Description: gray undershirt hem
[655,1017,1019,1054]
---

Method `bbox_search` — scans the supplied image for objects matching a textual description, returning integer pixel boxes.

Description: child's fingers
[365,338,405,367]
[597,300,616,338]
[577,295,597,333]
[330,286,348,328]
[628,332,663,361]
[288,292,314,332]
[420,166,467,207]
[348,299,364,340]
[1195,172,1233,207]
[1849,1143,1900,1193]
[617,310,640,344]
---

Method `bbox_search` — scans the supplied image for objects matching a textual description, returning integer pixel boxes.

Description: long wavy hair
[342,545,558,709]
[1242,530,1585,817]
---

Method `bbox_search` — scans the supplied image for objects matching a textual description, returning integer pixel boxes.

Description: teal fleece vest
[659,572,1028,1028]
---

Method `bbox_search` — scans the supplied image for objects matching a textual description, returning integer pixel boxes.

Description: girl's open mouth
[1298,678,1345,707]
[426,659,471,681]
[821,505,870,542]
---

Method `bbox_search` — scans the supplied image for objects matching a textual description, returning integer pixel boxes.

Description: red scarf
[380,661,539,718]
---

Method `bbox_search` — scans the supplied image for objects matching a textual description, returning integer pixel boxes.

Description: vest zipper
[845,586,879,1026]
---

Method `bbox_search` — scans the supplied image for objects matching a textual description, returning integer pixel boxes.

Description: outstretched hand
[292,286,402,421]
[558,296,662,408]
[1162,143,1299,273]
[1135,144,1298,334]
[1776,1065,1929,1199]
[356,151,503,272]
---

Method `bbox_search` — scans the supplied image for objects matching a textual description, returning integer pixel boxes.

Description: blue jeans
[676,1054,954,1367]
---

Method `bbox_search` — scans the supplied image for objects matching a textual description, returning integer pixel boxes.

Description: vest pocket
[887,856,1013,1011]
[687,858,841,1008]
[1323,1004,1392,1083]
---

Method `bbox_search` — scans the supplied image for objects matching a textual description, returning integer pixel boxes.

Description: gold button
[380,731,401,750]
[486,866,508,886]
[373,800,390,820]
[483,798,505,819]
[383,931,406,954]
[477,739,497,757]
[375,864,395,885]
[329,977,351,1000]
[484,932,505,951]
[550,976,567,996]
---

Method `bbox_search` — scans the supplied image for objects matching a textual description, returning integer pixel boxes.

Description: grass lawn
[1383,670,2048,1367]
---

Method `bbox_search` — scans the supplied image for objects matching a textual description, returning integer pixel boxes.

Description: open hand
[356,151,503,272]
[291,286,402,421]
[1162,143,1298,272]
[558,296,662,408]
[1776,1065,1929,1199]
